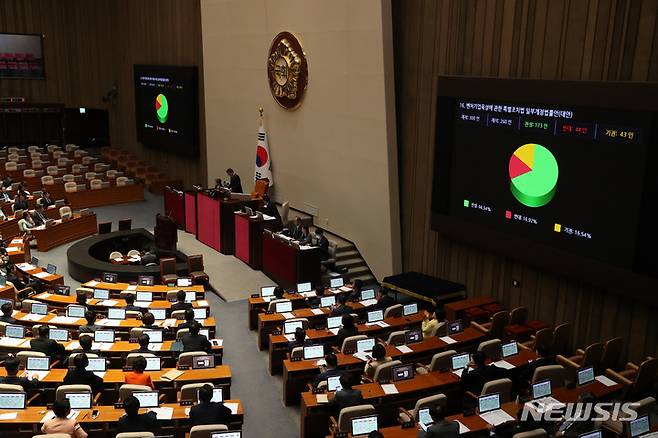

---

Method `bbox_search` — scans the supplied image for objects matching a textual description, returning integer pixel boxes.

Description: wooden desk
[5,236,30,264]
[81,280,206,299]
[16,262,64,287]
[444,296,498,321]
[31,213,98,251]
[283,327,487,406]
[33,292,210,311]
[262,231,321,288]
[65,184,145,209]
[234,212,280,270]
[195,191,257,255]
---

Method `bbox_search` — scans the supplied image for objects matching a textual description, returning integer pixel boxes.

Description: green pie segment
[508,143,558,208]
[155,94,168,123]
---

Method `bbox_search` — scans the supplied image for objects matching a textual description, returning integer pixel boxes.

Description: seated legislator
[124,355,154,389]
[13,194,30,212]
[299,225,313,245]
[76,291,88,307]
[70,335,99,355]
[17,211,35,233]
[288,327,313,353]
[327,373,364,410]
[31,204,48,226]
[314,228,345,273]
[178,308,196,330]
[422,305,446,339]
[140,312,159,329]
[290,217,303,240]
[0,302,17,324]
[41,399,88,438]
[118,394,158,433]
[313,353,341,389]
[63,353,104,395]
[39,189,55,207]
[0,356,39,392]
[124,293,145,313]
[79,310,102,333]
[189,383,233,426]
[273,286,285,300]
[375,288,396,310]
[30,325,65,361]
[460,350,505,395]
[225,168,243,193]
[181,321,211,352]
[131,334,152,353]
[364,343,393,379]
[336,314,358,349]
[417,405,459,438]
[305,285,324,308]
[16,183,30,197]
[0,207,6,221]
[260,194,281,221]
[0,186,11,201]
[330,294,352,317]
[170,290,193,314]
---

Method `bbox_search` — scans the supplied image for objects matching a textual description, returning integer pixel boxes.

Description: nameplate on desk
[129,338,138,343]
[265,310,274,315]
[290,356,302,362]
[250,294,259,299]
[272,329,281,336]
[311,387,325,394]
[122,366,133,372]
[333,433,348,438]
[180,400,193,406]
[177,365,190,371]
[114,403,123,409]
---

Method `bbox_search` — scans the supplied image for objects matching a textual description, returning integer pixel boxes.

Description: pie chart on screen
[155,94,168,123]
[508,143,558,207]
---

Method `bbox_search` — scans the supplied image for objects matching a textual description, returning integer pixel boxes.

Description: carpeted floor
[32,190,301,437]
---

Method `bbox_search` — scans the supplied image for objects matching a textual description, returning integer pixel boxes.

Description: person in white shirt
[17,211,35,233]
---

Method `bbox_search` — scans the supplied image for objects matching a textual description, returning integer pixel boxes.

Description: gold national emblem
[267,32,308,110]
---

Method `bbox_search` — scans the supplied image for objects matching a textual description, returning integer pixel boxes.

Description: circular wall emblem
[267,32,308,110]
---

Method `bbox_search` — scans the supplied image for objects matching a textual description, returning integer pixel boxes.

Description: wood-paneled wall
[0,0,206,187]
[392,0,658,362]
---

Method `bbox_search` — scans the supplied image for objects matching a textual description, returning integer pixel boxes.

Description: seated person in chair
[335,314,358,350]
[169,290,193,314]
[460,350,505,395]
[327,373,364,410]
[0,302,17,324]
[313,353,341,389]
[422,305,446,339]
[140,312,159,330]
[17,211,35,233]
[178,308,196,330]
[70,335,99,355]
[375,288,395,310]
[364,343,393,379]
[117,394,158,433]
[79,310,102,333]
[0,356,39,392]
[63,353,104,395]
[124,293,145,313]
[39,189,55,207]
[417,405,459,438]
[305,285,324,308]
[141,250,158,266]
[124,355,154,389]
[31,204,48,226]
[189,383,233,426]
[181,321,211,353]
[41,399,88,438]
[290,217,304,240]
[13,194,29,212]
[131,334,152,354]
[30,325,65,361]
[260,194,280,220]
[288,327,313,353]
[330,294,352,317]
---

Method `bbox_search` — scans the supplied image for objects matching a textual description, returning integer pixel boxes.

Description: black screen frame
[0,32,46,79]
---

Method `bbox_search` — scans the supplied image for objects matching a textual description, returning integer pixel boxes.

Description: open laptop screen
[297,282,312,293]
[630,415,650,438]
[451,353,470,371]
[108,308,126,320]
[133,391,159,408]
[143,330,163,343]
[320,296,336,308]
[193,308,207,320]
[192,355,215,369]
[93,289,109,300]
[351,415,378,436]
[327,375,342,392]
[48,328,68,342]
[501,341,519,358]
[94,330,114,343]
[65,392,92,409]
[302,345,324,360]
[367,310,384,323]
[144,357,161,371]
[5,325,25,339]
[577,367,595,386]
[327,316,342,329]
[284,320,304,335]
[532,380,552,399]
[274,301,292,313]
[360,289,375,301]
[356,338,375,353]
[151,309,166,320]
[67,305,86,318]
[27,357,50,371]
[403,303,418,316]
[261,286,276,297]
[0,392,26,409]
[478,393,501,414]
[197,387,223,403]
[86,358,106,372]
[139,275,154,286]
[330,277,344,288]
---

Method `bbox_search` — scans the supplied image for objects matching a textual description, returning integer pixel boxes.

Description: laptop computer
[199,328,210,339]
[630,415,651,438]
[405,329,422,344]
[31,256,39,266]
[192,355,215,369]
[139,275,154,286]
[46,263,57,274]
[351,414,378,437]
[577,366,595,386]
[65,392,92,410]
[151,309,166,320]
[197,387,223,403]
[48,328,68,342]
[30,303,48,315]
[274,301,292,313]
[107,308,126,320]
[177,277,193,287]
[66,305,86,318]
[451,353,470,371]
[210,432,241,438]
[0,392,26,410]
[447,320,463,334]
[93,289,109,300]
[133,391,159,408]
[86,358,107,372]
[5,325,25,339]
[356,338,376,353]
[327,316,342,330]
[418,407,433,431]
[320,296,336,308]
[102,272,118,283]
[501,341,519,358]
[478,393,501,414]
[143,330,163,343]
[144,357,161,371]
[193,308,207,320]
[302,345,325,360]
[392,363,415,382]
[284,320,304,335]
[531,379,564,409]
[403,303,418,316]
[185,291,196,303]
[578,431,602,438]
[367,310,384,323]
[136,291,152,302]
[27,356,50,371]
[297,282,312,293]
[261,286,276,298]
[360,289,375,301]
[94,330,115,343]
[330,277,344,289]
[327,375,342,392]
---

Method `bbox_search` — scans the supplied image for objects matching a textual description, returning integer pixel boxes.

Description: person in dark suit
[290,217,304,240]
[39,189,55,207]
[418,405,459,438]
[314,228,345,273]
[305,286,324,308]
[225,168,243,193]
[181,321,211,352]
[376,288,396,311]
[124,294,145,313]
[273,286,285,300]
[330,294,352,317]
[131,334,152,353]
[31,204,48,226]
[117,395,158,433]
[260,194,280,220]
[30,325,65,361]
[521,345,554,387]
[460,351,505,395]
[140,312,159,330]
[299,225,313,245]
[75,291,88,307]
[327,373,364,410]
[63,353,104,395]
[0,302,17,324]
[169,290,192,315]
[70,335,99,356]
[79,310,101,334]
[313,353,341,388]
[288,327,313,353]
[178,309,196,331]
[0,356,39,392]
[12,194,29,211]
[336,314,358,350]
[189,384,233,426]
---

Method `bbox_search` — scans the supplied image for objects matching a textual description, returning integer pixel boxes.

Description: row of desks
[80,280,206,298]
[32,292,210,310]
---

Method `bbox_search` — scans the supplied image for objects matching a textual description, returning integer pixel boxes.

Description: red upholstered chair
[187,255,209,285]
[160,257,178,286]
[463,307,490,324]
[118,218,132,231]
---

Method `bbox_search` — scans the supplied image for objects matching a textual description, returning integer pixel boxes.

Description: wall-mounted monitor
[0,33,45,78]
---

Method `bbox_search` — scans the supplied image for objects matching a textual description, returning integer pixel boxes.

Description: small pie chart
[508,143,558,208]
[155,94,168,123]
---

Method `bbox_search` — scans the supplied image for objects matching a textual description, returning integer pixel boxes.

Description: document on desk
[316,394,329,404]
[160,319,177,328]
[451,367,473,378]
[21,313,45,322]
[0,337,25,347]
[197,300,209,307]
[479,409,515,426]
[595,375,617,387]
[224,402,239,415]
[17,263,36,270]
[353,352,370,362]
[148,343,163,351]
[310,308,324,315]
[281,312,295,320]
[49,316,80,324]
[66,341,81,351]
[38,293,52,299]
[93,372,106,378]
[455,420,470,434]
[135,301,151,308]
[6,246,19,253]
[0,412,17,420]
[492,360,515,370]
[34,272,51,279]
[127,285,137,291]
[99,300,118,307]
[396,345,414,354]
[329,328,340,335]
[300,292,315,298]
[161,369,184,381]
[439,336,457,344]
[91,342,114,351]
[359,299,378,307]
[149,407,173,420]
[299,245,315,250]
[86,280,99,287]
[381,384,399,395]
[339,286,352,292]
[19,339,32,348]
[27,370,50,381]
[283,334,295,342]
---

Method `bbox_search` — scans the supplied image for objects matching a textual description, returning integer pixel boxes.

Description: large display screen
[133,65,198,157]
[432,77,658,292]
[0,33,45,78]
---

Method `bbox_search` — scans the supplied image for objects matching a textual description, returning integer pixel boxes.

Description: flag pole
[259,107,263,126]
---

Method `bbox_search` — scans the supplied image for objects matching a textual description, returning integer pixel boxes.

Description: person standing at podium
[260,194,280,220]
[226,168,243,193]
